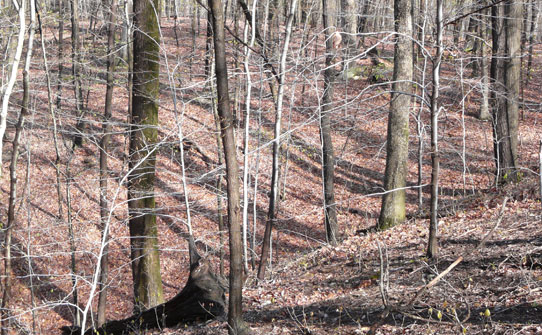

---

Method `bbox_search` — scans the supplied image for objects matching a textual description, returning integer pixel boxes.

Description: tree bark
[208,0,249,333]
[321,0,339,244]
[491,0,521,184]
[378,0,413,230]
[128,0,164,311]
[341,0,357,65]
[0,0,26,176]
[97,0,117,326]
[427,0,443,259]
[479,4,491,121]
[71,0,85,147]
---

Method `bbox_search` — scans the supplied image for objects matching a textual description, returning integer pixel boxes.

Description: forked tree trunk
[378,0,413,230]
[128,0,164,311]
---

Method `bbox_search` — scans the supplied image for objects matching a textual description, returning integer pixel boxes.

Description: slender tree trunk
[128,0,164,311]
[205,2,225,276]
[321,0,339,244]
[490,1,505,185]
[479,5,491,121]
[378,0,413,230]
[97,0,117,326]
[427,0,443,259]
[526,0,538,85]
[257,0,298,280]
[0,0,26,176]
[209,0,249,333]
[57,0,65,111]
[71,0,85,147]
[502,0,521,179]
[1,0,34,329]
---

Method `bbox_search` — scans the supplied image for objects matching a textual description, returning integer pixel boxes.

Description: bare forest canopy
[0,0,541,334]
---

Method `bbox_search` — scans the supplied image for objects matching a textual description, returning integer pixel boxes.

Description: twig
[408,197,508,306]
[369,197,509,334]
[444,0,507,27]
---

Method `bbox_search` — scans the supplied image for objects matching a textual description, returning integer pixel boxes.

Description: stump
[61,256,226,335]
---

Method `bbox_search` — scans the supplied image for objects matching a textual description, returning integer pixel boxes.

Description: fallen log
[61,250,226,335]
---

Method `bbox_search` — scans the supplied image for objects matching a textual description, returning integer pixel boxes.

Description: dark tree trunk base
[61,257,226,335]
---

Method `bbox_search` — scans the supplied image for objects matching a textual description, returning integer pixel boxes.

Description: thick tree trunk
[491,0,521,184]
[97,0,117,326]
[128,0,164,311]
[321,0,339,245]
[378,0,413,230]
[208,0,249,333]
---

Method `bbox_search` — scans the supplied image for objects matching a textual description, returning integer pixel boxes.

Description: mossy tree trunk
[378,0,413,230]
[128,0,164,312]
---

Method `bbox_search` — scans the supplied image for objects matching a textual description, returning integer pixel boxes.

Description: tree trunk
[526,0,538,84]
[491,0,521,184]
[502,0,521,180]
[257,0,298,279]
[378,0,413,230]
[2,0,34,327]
[427,0,443,259]
[71,0,85,147]
[208,0,249,333]
[0,0,26,176]
[341,0,357,65]
[128,0,164,311]
[97,0,117,326]
[321,0,339,244]
[479,4,491,121]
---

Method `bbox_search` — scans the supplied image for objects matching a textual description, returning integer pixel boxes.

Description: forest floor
[1,15,542,335]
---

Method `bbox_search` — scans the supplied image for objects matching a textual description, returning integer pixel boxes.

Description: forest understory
[1,6,542,335]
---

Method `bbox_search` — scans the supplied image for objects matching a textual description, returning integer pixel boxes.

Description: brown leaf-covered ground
[1,13,541,335]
